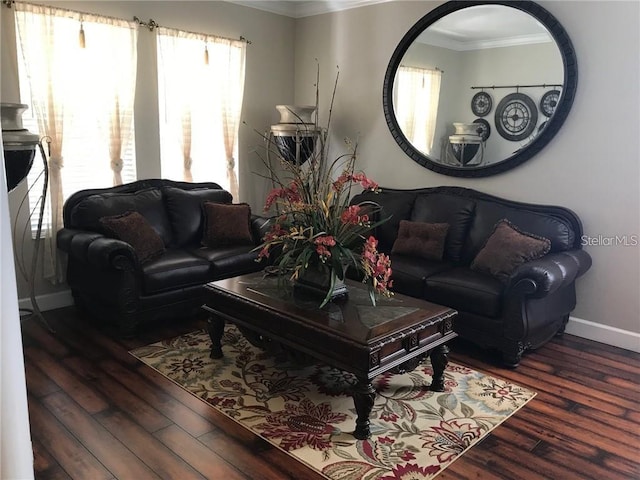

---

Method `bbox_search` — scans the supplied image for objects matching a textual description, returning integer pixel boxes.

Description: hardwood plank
[32,438,58,474]
[63,356,173,433]
[27,395,113,480]
[258,445,330,480]
[21,317,70,358]
[154,424,246,480]
[95,409,206,480]
[469,435,585,479]
[25,360,61,398]
[506,415,602,460]
[198,430,296,480]
[41,391,160,480]
[517,405,639,463]
[34,464,73,480]
[98,358,217,437]
[24,346,110,415]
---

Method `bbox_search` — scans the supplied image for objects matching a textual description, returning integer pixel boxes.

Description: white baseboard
[18,291,640,354]
[565,316,640,353]
[18,290,74,313]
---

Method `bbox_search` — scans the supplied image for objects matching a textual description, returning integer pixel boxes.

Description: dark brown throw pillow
[391,220,450,261]
[99,211,165,264]
[471,219,551,281]
[201,202,253,247]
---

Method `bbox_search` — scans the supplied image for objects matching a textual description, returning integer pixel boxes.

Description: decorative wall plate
[471,91,492,117]
[473,118,491,141]
[494,93,538,141]
[540,89,561,117]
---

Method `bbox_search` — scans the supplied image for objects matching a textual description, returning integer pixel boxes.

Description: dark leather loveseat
[351,186,592,366]
[57,179,268,336]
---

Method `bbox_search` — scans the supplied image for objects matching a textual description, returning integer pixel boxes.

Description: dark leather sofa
[351,186,592,366]
[57,179,268,336]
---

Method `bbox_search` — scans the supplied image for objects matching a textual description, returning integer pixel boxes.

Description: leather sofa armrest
[251,215,272,244]
[507,249,592,298]
[57,228,138,270]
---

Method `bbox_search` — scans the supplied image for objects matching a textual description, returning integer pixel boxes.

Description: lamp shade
[1,103,39,192]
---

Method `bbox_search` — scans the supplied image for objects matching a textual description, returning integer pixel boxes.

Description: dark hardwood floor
[21,307,640,480]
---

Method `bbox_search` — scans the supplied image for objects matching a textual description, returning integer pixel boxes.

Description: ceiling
[224,0,393,18]
[226,2,551,50]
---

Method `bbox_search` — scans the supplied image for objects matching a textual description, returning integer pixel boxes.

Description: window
[15,4,138,235]
[157,28,246,199]
[395,66,442,155]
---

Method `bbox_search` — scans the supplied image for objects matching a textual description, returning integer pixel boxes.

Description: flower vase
[293,264,348,305]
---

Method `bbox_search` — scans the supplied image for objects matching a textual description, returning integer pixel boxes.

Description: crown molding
[225,0,394,19]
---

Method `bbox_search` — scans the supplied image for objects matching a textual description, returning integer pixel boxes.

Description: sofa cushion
[391,220,449,261]
[410,193,476,262]
[471,219,551,282]
[141,250,212,294]
[190,246,262,278]
[201,202,254,247]
[461,199,574,263]
[425,267,504,318]
[99,211,165,264]
[69,188,174,246]
[352,190,417,252]
[389,254,453,298]
[163,186,233,247]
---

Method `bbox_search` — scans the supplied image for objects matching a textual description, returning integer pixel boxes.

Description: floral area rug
[130,325,535,479]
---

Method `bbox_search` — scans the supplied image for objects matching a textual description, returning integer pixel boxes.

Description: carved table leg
[429,344,450,392]
[206,315,225,359]
[352,379,376,440]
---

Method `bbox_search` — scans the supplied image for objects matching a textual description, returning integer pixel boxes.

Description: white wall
[2,1,639,349]
[1,142,34,478]
[294,1,640,345]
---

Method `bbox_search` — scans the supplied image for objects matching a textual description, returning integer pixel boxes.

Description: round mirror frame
[382,0,578,177]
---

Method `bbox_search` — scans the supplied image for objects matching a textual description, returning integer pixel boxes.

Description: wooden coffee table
[202,272,457,439]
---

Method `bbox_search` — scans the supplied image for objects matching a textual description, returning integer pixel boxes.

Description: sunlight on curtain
[395,66,442,155]
[157,28,246,199]
[14,3,137,282]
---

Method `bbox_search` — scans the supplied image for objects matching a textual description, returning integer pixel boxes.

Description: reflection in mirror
[384,1,577,177]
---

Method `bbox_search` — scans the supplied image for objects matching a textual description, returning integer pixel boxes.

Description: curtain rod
[471,83,563,90]
[2,2,251,44]
[133,17,251,44]
[399,64,443,73]
[3,0,134,25]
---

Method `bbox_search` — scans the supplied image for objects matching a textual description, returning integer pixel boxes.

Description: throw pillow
[201,202,253,247]
[391,220,450,261]
[471,219,551,281]
[99,211,165,264]
[163,187,234,247]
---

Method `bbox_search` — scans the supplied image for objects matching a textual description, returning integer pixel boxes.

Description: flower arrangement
[256,70,392,307]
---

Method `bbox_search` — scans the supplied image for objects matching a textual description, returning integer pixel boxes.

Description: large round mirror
[383,0,577,177]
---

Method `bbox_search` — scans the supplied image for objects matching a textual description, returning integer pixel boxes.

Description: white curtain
[14,3,137,282]
[215,38,246,199]
[157,28,246,199]
[396,66,442,155]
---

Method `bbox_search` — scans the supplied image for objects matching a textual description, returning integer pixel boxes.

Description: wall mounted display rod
[471,83,563,90]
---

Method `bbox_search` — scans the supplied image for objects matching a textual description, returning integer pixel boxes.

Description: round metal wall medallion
[540,89,561,117]
[472,118,491,141]
[495,93,538,141]
[471,91,492,117]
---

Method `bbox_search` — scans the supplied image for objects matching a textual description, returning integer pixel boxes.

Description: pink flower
[264,182,302,211]
[361,236,393,295]
[332,172,379,193]
[340,205,369,225]
[314,235,336,260]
